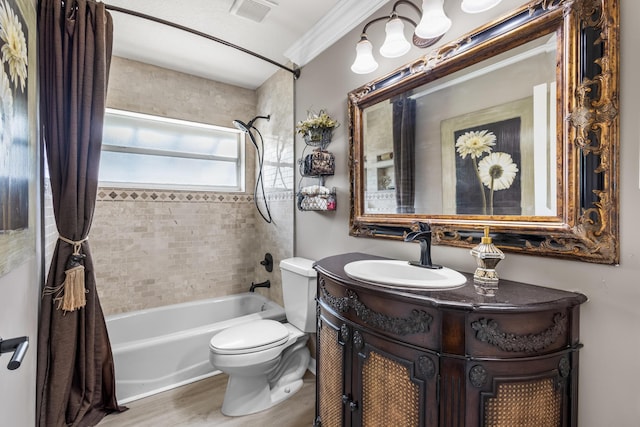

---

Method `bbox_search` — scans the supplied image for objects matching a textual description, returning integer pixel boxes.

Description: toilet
[209,257,317,416]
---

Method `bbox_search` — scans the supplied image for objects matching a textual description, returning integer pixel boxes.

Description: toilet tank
[279,257,317,333]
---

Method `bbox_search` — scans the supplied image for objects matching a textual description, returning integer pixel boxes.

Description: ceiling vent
[229,0,278,23]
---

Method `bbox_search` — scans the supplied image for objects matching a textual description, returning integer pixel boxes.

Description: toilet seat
[210,319,289,355]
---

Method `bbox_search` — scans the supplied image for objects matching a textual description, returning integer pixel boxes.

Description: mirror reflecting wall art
[349,0,619,264]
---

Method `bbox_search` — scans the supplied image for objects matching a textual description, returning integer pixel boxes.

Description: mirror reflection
[362,34,558,217]
[350,0,619,264]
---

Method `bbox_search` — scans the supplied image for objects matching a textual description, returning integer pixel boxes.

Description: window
[100,109,244,191]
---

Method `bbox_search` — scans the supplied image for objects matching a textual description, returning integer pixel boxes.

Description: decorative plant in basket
[296,110,339,147]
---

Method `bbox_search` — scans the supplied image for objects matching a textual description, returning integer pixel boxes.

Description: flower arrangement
[296,110,339,147]
[455,130,519,215]
[295,110,339,135]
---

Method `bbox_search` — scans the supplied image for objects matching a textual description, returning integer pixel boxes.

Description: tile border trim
[97,187,294,203]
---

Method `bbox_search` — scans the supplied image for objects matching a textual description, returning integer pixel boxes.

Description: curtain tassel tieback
[43,236,89,312]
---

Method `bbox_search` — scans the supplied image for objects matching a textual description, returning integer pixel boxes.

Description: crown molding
[283,0,389,67]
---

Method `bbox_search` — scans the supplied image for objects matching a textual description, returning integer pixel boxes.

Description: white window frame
[100,108,245,192]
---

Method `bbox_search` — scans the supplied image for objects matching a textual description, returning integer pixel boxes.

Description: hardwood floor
[99,372,316,426]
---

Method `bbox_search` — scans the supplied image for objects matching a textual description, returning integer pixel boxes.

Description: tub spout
[250,280,271,292]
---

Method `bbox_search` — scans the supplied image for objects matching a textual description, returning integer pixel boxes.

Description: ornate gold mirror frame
[348,0,619,264]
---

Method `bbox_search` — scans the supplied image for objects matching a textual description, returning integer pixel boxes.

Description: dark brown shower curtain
[36,0,123,425]
[392,94,416,214]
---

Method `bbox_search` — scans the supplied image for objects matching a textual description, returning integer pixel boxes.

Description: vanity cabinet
[313,253,587,427]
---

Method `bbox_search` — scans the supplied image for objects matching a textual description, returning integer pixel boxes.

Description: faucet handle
[405,222,442,270]
[417,222,431,232]
[404,223,432,242]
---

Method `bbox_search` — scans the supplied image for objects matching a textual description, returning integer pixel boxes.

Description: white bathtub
[106,292,286,403]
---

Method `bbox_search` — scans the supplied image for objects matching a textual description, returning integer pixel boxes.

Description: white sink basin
[344,260,467,289]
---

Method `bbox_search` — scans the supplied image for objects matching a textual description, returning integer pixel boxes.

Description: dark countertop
[314,252,588,313]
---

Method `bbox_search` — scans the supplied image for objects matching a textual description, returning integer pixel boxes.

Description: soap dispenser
[470,227,505,296]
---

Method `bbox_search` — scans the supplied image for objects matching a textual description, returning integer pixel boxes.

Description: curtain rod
[104,4,301,79]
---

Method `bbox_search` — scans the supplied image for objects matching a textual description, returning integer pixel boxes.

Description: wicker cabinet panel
[360,351,420,427]
[317,318,345,427]
[484,377,561,426]
[352,327,438,427]
[464,351,575,427]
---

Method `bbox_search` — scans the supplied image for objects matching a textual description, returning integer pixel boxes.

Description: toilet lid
[210,319,289,355]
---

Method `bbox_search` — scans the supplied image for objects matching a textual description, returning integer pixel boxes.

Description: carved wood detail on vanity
[314,253,587,427]
[469,365,488,388]
[320,280,433,336]
[470,313,568,353]
[416,355,436,380]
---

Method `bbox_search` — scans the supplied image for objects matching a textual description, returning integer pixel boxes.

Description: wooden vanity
[313,253,587,427]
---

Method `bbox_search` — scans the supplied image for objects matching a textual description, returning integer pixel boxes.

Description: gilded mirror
[349,0,619,264]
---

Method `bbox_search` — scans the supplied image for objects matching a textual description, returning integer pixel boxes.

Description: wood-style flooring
[99,372,316,426]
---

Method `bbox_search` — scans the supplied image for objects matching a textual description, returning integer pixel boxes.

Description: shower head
[232,119,250,133]
[232,114,270,133]
[231,114,273,224]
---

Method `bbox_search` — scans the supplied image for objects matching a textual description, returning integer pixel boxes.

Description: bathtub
[106,292,286,403]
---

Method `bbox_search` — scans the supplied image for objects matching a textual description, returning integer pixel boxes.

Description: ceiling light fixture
[350,0,502,74]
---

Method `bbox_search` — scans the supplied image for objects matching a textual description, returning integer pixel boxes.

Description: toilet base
[220,341,310,416]
[221,375,305,416]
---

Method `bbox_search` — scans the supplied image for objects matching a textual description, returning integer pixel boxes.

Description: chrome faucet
[404,222,442,269]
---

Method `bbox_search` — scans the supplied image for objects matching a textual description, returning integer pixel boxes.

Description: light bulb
[380,16,411,58]
[415,0,452,39]
[351,36,379,74]
[461,0,502,14]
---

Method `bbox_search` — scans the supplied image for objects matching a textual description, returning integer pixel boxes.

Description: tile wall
[45,58,295,316]
[92,189,259,314]
[251,66,295,307]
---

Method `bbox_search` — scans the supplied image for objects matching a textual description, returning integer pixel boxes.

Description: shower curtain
[36,0,123,425]
[392,94,416,214]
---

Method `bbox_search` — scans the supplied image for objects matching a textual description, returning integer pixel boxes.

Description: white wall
[294,1,640,425]
[0,259,39,426]
[0,1,39,424]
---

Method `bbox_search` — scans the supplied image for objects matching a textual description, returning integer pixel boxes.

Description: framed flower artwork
[441,97,537,216]
[0,0,36,277]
